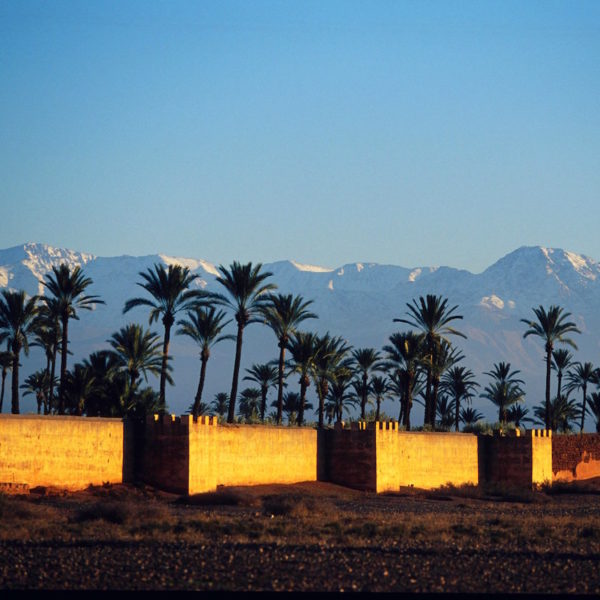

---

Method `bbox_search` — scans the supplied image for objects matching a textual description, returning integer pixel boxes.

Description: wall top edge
[0,414,124,423]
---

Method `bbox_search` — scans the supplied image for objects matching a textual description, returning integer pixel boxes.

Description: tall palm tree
[243,362,278,422]
[123,263,202,413]
[394,295,466,426]
[521,305,581,430]
[382,331,425,430]
[260,293,317,424]
[82,350,123,417]
[325,368,356,423]
[43,264,104,414]
[0,290,39,414]
[177,306,234,418]
[286,331,318,427]
[565,362,596,432]
[108,323,167,414]
[310,333,352,428]
[436,394,455,430]
[440,365,479,432]
[551,348,573,401]
[481,362,525,424]
[211,262,277,423]
[0,348,12,413]
[430,340,463,421]
[351,347,381,420]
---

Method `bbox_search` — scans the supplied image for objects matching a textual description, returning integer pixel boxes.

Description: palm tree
[350,348,381,420]
[394,295,466,426]
[243,362,278,422]
[521,305,581,430]
[210,262,277,423]
[506,404,533,428]
[370,375,391,422]
[238,387,262,421]
[310,333,352,428]
[177,306,234,418]
[0,290,39,414]
[63,362,96,416]
[430,340,463,422]
[21,369,53,414]
[43,264,104,414]
[382,331,425,430]
[460,406,484,428]
[440,365,479,432]
[436,395,455,430]
[108,323,167,414]
[565,362,596,432]
[551,348,573,401]
[211,392,229,418]
[325,367,356,424]
[123,263,203,413]
[82,350,123,417]
[260,293,317,424]
[586,392,600,433]
[0,348,12,413]
[480,362,525,424]
[533,394,580,433]
[286,331,318,426]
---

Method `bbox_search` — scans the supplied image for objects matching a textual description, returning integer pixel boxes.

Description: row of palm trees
[1,260,600,432]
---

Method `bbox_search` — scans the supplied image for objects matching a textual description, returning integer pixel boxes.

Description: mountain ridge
[1,242,599,426]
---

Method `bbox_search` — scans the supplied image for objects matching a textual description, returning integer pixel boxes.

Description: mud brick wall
[553,434,600,482]
[322,429,377,491]
[0,414,130,491]
[139,415,190,494]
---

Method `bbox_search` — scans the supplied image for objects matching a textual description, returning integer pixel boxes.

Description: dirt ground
[2,479,600,593]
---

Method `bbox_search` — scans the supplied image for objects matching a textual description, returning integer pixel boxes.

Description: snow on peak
[290,260,333,273]
[480,295,504,310]
[409,268,422,282]
[564,251,597,280]
[159,254,220,276]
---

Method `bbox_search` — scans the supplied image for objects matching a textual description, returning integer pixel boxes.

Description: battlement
[1,414,599,495]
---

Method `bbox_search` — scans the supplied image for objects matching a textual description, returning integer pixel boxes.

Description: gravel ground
[2,481,600,594]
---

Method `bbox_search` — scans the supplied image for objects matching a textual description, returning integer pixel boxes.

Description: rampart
[0,414,133,491]
[1,414,599,494]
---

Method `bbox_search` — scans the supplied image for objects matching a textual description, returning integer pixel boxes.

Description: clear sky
[1,1,599,272]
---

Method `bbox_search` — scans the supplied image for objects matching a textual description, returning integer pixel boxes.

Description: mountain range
[2,242,600,427]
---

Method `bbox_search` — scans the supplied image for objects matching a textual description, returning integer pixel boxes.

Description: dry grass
[1,479,600,552]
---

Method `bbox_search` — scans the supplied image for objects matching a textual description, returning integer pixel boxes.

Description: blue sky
[1,1,599,272]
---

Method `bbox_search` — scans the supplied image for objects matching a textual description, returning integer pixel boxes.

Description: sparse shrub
[462,421,493,435]
[262,493,317,517]
[73,500,135,524]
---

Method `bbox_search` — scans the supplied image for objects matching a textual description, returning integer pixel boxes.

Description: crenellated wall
[2,413,584,495]
[0,414,132,491]
[139,415,318,495]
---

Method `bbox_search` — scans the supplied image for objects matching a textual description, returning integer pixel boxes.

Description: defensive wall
[1,413,600,494]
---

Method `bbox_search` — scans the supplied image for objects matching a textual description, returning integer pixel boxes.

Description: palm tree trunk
[159,323,171,413]
[375,397,381,422]
[11,350,20,414]
[455,395,460,432]
[361,372,368,420]
[276,343,285,425]
[59,315,69,415]
[0,365,7,413]
[192,356,208,418]
[545,347,552,430]
[49,342,58,414]
[431,377,440,428]
[297,376,308,426]
[317,378,327,429]
[228,325,244,423]
[580,384,588,433]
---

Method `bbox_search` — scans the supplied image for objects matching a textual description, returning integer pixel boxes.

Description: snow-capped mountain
[2,242,600,426]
